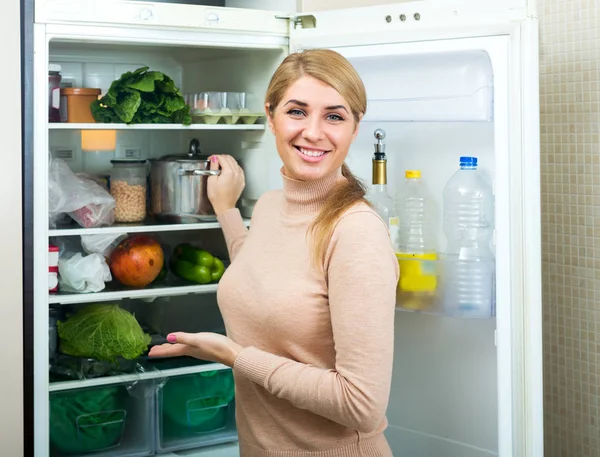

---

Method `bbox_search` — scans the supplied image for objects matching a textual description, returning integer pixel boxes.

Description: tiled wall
[540,0,600,455]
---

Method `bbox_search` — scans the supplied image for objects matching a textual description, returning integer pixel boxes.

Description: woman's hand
[208,154,245,217]
[148,332,244,367]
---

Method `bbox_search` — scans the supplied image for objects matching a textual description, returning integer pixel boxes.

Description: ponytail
[309,163,368,268]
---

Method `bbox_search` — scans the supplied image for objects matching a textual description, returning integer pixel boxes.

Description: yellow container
[396,252,438,293]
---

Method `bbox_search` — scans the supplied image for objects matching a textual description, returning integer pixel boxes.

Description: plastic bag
[58,252,112,293]
[48,156,116,228]
[81,233,128,259]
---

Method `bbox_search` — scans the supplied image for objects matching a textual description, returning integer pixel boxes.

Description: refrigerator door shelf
[351,49,495,123]
[395,256,496,319]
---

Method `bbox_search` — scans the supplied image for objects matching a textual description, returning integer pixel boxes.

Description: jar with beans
[109,160,148,223]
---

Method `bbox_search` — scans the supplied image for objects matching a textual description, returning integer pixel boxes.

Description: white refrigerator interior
[32,1,542,457]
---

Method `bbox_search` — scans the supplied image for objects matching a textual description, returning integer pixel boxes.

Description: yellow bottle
[394,170,438,311]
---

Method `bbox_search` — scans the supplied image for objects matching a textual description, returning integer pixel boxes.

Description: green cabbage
[57,304,152,363]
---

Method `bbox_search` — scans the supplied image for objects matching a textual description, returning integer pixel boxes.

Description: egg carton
[190,108,265,125]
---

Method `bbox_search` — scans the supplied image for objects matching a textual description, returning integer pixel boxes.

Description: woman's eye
[327,113,344,121]
[287,108,305,116]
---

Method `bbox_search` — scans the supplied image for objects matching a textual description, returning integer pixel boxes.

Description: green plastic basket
[161,370,235,439]
[50,386,127,455]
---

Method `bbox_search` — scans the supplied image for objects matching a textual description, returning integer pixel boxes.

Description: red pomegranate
[109,234,164,288]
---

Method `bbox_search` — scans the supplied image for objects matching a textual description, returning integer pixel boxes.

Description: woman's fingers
[166,332,199,346]
[147,342,189,358]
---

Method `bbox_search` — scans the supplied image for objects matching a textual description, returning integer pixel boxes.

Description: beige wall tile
[540,0,600,455]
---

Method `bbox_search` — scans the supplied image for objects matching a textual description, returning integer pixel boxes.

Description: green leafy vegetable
[90,66,191,125]
[57,304,152,362]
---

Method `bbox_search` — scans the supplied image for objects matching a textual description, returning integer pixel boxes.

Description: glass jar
[109,160,148,223]
[48,64,62,123]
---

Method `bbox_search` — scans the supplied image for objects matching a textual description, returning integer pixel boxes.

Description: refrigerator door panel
[299,0,533,12]
[290,12,541,457]
[331,36,508,457]
[290,0,532,51]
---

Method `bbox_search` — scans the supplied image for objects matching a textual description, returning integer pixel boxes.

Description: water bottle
[442,156,495,317]
[394,170,438,311]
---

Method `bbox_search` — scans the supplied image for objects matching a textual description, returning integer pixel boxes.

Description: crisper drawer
[156,368,238,453]
[49,381,155,457]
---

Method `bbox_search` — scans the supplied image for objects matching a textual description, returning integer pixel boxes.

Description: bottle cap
[405,170,421,179]
[374,128,386,155]
[460,156,478,167]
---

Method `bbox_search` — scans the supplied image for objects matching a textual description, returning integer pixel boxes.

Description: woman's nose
[301,116,324,142]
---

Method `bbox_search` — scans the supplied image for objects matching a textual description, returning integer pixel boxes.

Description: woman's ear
[351,113,364,141]
[265,103,275,134]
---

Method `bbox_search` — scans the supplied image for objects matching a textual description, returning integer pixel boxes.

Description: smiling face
[266,75,360,182]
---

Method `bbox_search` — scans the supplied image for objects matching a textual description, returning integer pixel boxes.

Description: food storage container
[186,92,231,124]
[225,92,246,111]
[48,64,62,123]
[186,92,226,113]
[155,369,237,452]
[49,381,155,457]
[149,138,220,223]
[109,160,148,223]
[60,88,102,123]
[49,244,59,293]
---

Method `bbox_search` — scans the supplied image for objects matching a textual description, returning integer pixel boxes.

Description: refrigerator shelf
[49,362,229,392]
[48,123,265,131]
[155,441,239,457]
[49,283,218,305]
[49,218,251,237]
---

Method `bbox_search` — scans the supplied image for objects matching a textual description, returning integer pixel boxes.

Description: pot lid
[153,154,210,163]
[152,138,210,162]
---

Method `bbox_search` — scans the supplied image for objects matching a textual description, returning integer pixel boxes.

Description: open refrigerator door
[288,1,542,457]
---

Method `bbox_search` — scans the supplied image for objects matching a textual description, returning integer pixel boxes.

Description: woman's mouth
[294,146,330,162]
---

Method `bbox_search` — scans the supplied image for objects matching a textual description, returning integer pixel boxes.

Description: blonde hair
[265,49,369,267]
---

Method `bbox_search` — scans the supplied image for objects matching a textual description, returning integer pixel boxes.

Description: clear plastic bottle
[394,170,438,310]
[442,156,495,317]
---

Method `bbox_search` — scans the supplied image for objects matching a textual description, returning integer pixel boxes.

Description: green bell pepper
[172,244,225,284]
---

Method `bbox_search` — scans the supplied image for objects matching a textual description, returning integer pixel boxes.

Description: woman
[149,49,399,456]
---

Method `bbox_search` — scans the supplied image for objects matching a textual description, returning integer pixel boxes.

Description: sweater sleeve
[233,210,399,433]
[217,208,248,261]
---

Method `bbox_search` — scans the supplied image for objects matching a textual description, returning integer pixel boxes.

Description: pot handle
[177,169,221,176]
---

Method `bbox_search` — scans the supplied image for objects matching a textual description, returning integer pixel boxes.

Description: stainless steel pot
[149,139,221,223]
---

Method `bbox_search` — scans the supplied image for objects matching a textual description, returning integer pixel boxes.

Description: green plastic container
[50,386,127,455]
[159,369,235,446]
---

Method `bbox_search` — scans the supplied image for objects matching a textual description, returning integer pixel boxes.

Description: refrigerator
[25,0,543,456]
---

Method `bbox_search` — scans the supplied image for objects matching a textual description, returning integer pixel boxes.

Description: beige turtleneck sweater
[216,167,399,457]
